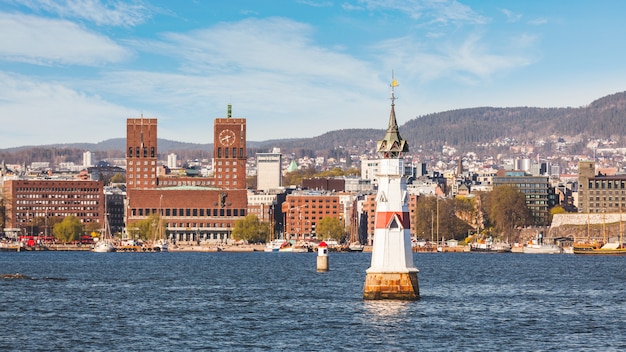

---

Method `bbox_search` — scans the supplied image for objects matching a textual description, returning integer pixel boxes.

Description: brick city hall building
[125,107,247,243]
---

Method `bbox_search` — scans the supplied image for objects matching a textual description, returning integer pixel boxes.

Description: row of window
[16,200,99,206]
[216,147,244,159]
[16,187,100,193]
[160,180,214,186]
[165,222,231,229]
[16,194,100,199]
[131,208,246,217]
[128,160,155,165]
[128,146,156,158]
[588,180,626,189]
[17,212,99,219]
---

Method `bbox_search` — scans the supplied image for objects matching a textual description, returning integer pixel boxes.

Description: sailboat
[574,209,626,255]
[152,216,168,252]
[93,211,116,253]
[346,198,364,252]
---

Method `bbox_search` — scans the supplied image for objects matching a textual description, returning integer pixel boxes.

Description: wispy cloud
[344,0,487,25]
[298,0,333,7]
[144,17,374,85]
[0,13,130,65]
[372,33,533,83]
[528,18,548,26]
[500,8,522,23]
[0,72,135,147]
[10,0,152,26]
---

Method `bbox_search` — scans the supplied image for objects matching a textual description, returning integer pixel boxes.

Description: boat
[345,199,365,252]
[93,239,116,253]
[523,233,563,254]
[523,243,563,254]
[92,211,116,253]
[469,240,511,253]
[573,210,626,255]
[347,242,364,252]
[278,240,310,252]
[153,238,168,252]
[151,204,168,252]
[573,242,626,255]
[264,239,286,252]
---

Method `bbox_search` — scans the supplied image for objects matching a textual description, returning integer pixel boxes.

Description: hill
[1,91,626,164]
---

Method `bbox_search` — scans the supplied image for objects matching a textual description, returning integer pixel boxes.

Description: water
[1,252,626,351]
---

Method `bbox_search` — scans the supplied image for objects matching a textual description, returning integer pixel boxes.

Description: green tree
[109,173,125,184]
[52,216,83,243]
[413,196,472,241]
[85,221,102,238]
[128,213,165,241]
[550,205,566,215]
[316,217,346,242]
[231,214,270,243]
[484,185,533,237]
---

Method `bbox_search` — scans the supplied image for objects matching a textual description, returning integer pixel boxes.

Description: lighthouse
[363,76,419,300]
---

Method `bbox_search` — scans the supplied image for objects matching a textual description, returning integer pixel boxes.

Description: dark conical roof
[376,78,409,159]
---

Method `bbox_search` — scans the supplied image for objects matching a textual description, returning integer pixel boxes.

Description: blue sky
[1,0,626,149]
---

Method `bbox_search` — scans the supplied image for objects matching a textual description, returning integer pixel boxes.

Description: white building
[256,149,282,191]
[82,151,94,168]
[167,153,178,169]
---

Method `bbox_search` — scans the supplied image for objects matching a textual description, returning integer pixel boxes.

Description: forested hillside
[2,91,626,164]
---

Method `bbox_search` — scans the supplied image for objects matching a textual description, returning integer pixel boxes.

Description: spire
[376,73,409,159]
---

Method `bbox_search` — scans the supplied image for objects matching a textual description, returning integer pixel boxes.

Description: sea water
[1,252,625,351]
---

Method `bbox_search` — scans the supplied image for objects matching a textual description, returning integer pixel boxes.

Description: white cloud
[346,0,487,25]
[0,72,136,148]
[500,8,522,23]
[372,33,533,84]
[528,18,548,26]
[11,0,151,26]
[0,13,130,65]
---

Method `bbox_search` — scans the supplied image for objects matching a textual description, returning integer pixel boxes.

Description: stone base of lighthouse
[363,271,419,300]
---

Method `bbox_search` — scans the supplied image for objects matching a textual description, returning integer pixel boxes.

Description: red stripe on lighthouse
[375,211,410,229]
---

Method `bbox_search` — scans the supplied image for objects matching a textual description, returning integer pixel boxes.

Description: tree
[413,196,473,241]
[52,216,83,243]
[231,214,270,243]
[128,213,165,241]
[316,217,346,242]
[109,173,125,185]
[484,185,533,238]
[85,221,102,238]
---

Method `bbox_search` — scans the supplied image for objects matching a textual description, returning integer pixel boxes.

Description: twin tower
[363,78,420,300]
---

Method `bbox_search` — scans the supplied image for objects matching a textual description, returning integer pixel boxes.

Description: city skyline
[1,0,625,149]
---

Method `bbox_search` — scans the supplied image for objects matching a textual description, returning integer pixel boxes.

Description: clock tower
[214,105,246,190]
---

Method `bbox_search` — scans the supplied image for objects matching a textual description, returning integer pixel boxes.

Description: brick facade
[3,178,104,234]
[125,113,248,243]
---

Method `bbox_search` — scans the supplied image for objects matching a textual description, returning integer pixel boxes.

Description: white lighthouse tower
[363,76,419,300]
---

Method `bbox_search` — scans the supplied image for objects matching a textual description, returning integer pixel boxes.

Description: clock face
[218,129,236,146]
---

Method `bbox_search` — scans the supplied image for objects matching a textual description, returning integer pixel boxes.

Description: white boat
[523,243,563,254]
[264,239,285,252]
[348,242,364,252]
[92,211,116,253]
[93,239,116,253]
[278,240,310,252]
[153,239,168,252]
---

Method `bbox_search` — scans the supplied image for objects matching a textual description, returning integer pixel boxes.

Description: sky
[1,0,626,149]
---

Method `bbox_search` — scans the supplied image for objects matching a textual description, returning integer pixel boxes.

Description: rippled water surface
[1,252,626,351]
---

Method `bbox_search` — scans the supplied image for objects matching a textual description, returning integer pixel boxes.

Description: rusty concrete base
[363,271,419,300]
[317,256,329,272]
